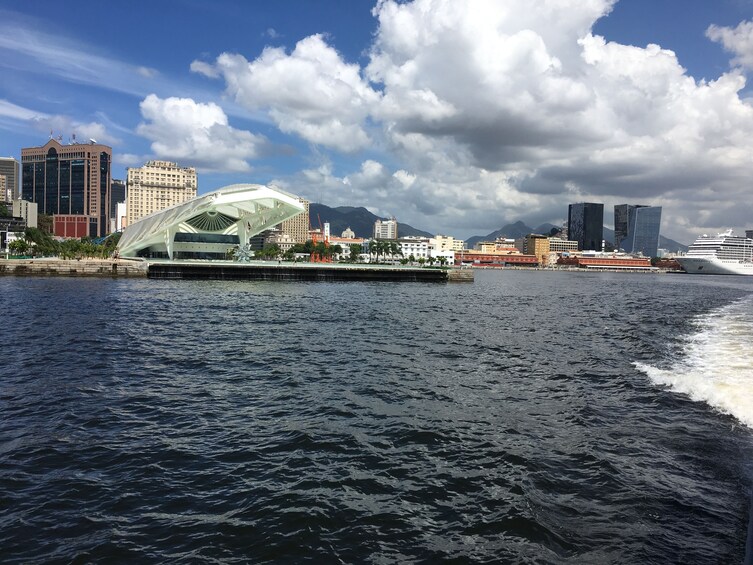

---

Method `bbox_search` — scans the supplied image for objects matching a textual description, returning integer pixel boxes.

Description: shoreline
[0,258,685,279]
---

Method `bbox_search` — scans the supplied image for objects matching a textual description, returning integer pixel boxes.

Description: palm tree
[389,241,401,262]
[349,243,362,262]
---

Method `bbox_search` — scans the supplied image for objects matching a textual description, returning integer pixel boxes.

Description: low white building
[431,249,455,264]
[264,231,297,252]
[398,236,430,260]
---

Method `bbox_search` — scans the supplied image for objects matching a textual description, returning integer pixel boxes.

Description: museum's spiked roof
[117,183,305,258]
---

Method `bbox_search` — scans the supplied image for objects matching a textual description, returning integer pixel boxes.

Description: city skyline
[2,1,753,243]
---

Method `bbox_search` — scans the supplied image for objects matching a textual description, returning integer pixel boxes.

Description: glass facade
[614,204,630,250]
[629,206,662,257]
[568,202,604,251]
[614,204,661,257]
[110,179,125,220]
[21,141,112,237]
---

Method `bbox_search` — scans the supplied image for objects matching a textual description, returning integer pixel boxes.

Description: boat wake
[636,294,753,428]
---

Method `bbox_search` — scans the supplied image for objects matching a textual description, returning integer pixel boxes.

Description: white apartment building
[398,236,430,260]
[126,160,197,225]
[374,218,398,239]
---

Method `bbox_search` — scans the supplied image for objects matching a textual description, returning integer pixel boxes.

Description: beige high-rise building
[126,160,197,225]
[374,218,398,239]
[526,234,551,266]
[0,157,20,202]
[278,198,310,243]
[432,234,465,251]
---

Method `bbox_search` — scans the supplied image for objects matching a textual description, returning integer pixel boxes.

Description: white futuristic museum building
[116,184,305,260]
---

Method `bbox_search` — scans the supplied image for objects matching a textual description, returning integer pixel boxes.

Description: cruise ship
[677,230,753,275]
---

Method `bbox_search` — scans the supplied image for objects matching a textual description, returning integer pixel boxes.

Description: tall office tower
[374,218,398,239]
[568,202,604,251]
[0,157,20,202]
[111,178,126,219]
[615,204,662,257]
[277,198,310,243]
[21,139,112,237]
[614,204,631,250]
[126,161,197,225]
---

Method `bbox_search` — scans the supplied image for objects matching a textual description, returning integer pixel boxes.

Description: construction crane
[310,214,332,263]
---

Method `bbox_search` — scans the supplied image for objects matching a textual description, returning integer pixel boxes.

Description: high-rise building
[568,202,604,251]
[111,178,126,219]
[21,139,112,237]
[525,234,550,266]
[13,199,38,229]
[0,157,20,202]
[374,218,398,239]
[126,161,197,225]
[278,198,310,243]
[615,204,662,257]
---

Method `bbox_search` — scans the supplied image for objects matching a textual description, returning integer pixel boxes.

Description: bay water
[2,270,753,563]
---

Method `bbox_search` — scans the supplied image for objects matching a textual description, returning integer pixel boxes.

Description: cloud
[0,99,121,144]
[341,0,753,242]
[135,94,267,172]
[258,1,753,242]
[190,60,220,78]
[193,34,381,152]
[0,99,48,121]
[137,66,159,78]
[707,20,753,69]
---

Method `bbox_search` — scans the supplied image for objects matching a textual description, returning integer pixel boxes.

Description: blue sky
[2,0,753,243]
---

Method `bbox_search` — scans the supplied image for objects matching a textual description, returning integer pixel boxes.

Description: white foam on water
[635,295,753,428]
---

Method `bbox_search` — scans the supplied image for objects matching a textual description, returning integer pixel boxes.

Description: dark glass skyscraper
[614,204,662,257]
[21,139,112,237]
[110,178,125,220]
[568,202,603,251]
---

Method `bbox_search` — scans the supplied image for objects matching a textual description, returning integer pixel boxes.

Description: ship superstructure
[677,230,753,275]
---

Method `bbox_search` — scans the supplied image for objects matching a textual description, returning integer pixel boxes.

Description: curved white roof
[117,183,305,258]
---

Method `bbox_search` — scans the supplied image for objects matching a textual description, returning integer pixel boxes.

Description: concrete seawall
[0,259,473,282]
[0,259,148,277]
[148,261,474,283]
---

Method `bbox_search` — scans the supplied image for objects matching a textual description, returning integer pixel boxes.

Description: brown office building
[21,139,112,237]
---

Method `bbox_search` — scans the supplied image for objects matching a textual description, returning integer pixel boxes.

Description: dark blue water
[3,270,753,564]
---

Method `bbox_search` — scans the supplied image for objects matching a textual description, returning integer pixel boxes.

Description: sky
[2,0,753,244]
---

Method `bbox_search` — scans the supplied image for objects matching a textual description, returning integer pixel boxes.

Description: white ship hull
[677,256,753,276]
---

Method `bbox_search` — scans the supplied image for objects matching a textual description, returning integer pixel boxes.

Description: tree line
[8,228,120,259]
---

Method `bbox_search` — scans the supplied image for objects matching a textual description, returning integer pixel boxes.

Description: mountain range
[309,203,432,239]
[310,204,688,253]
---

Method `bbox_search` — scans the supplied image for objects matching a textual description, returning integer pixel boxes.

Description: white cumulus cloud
[192,1,753,242]
[192,34,381,152]
[136,94,267,172]
[707,20,753,70]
